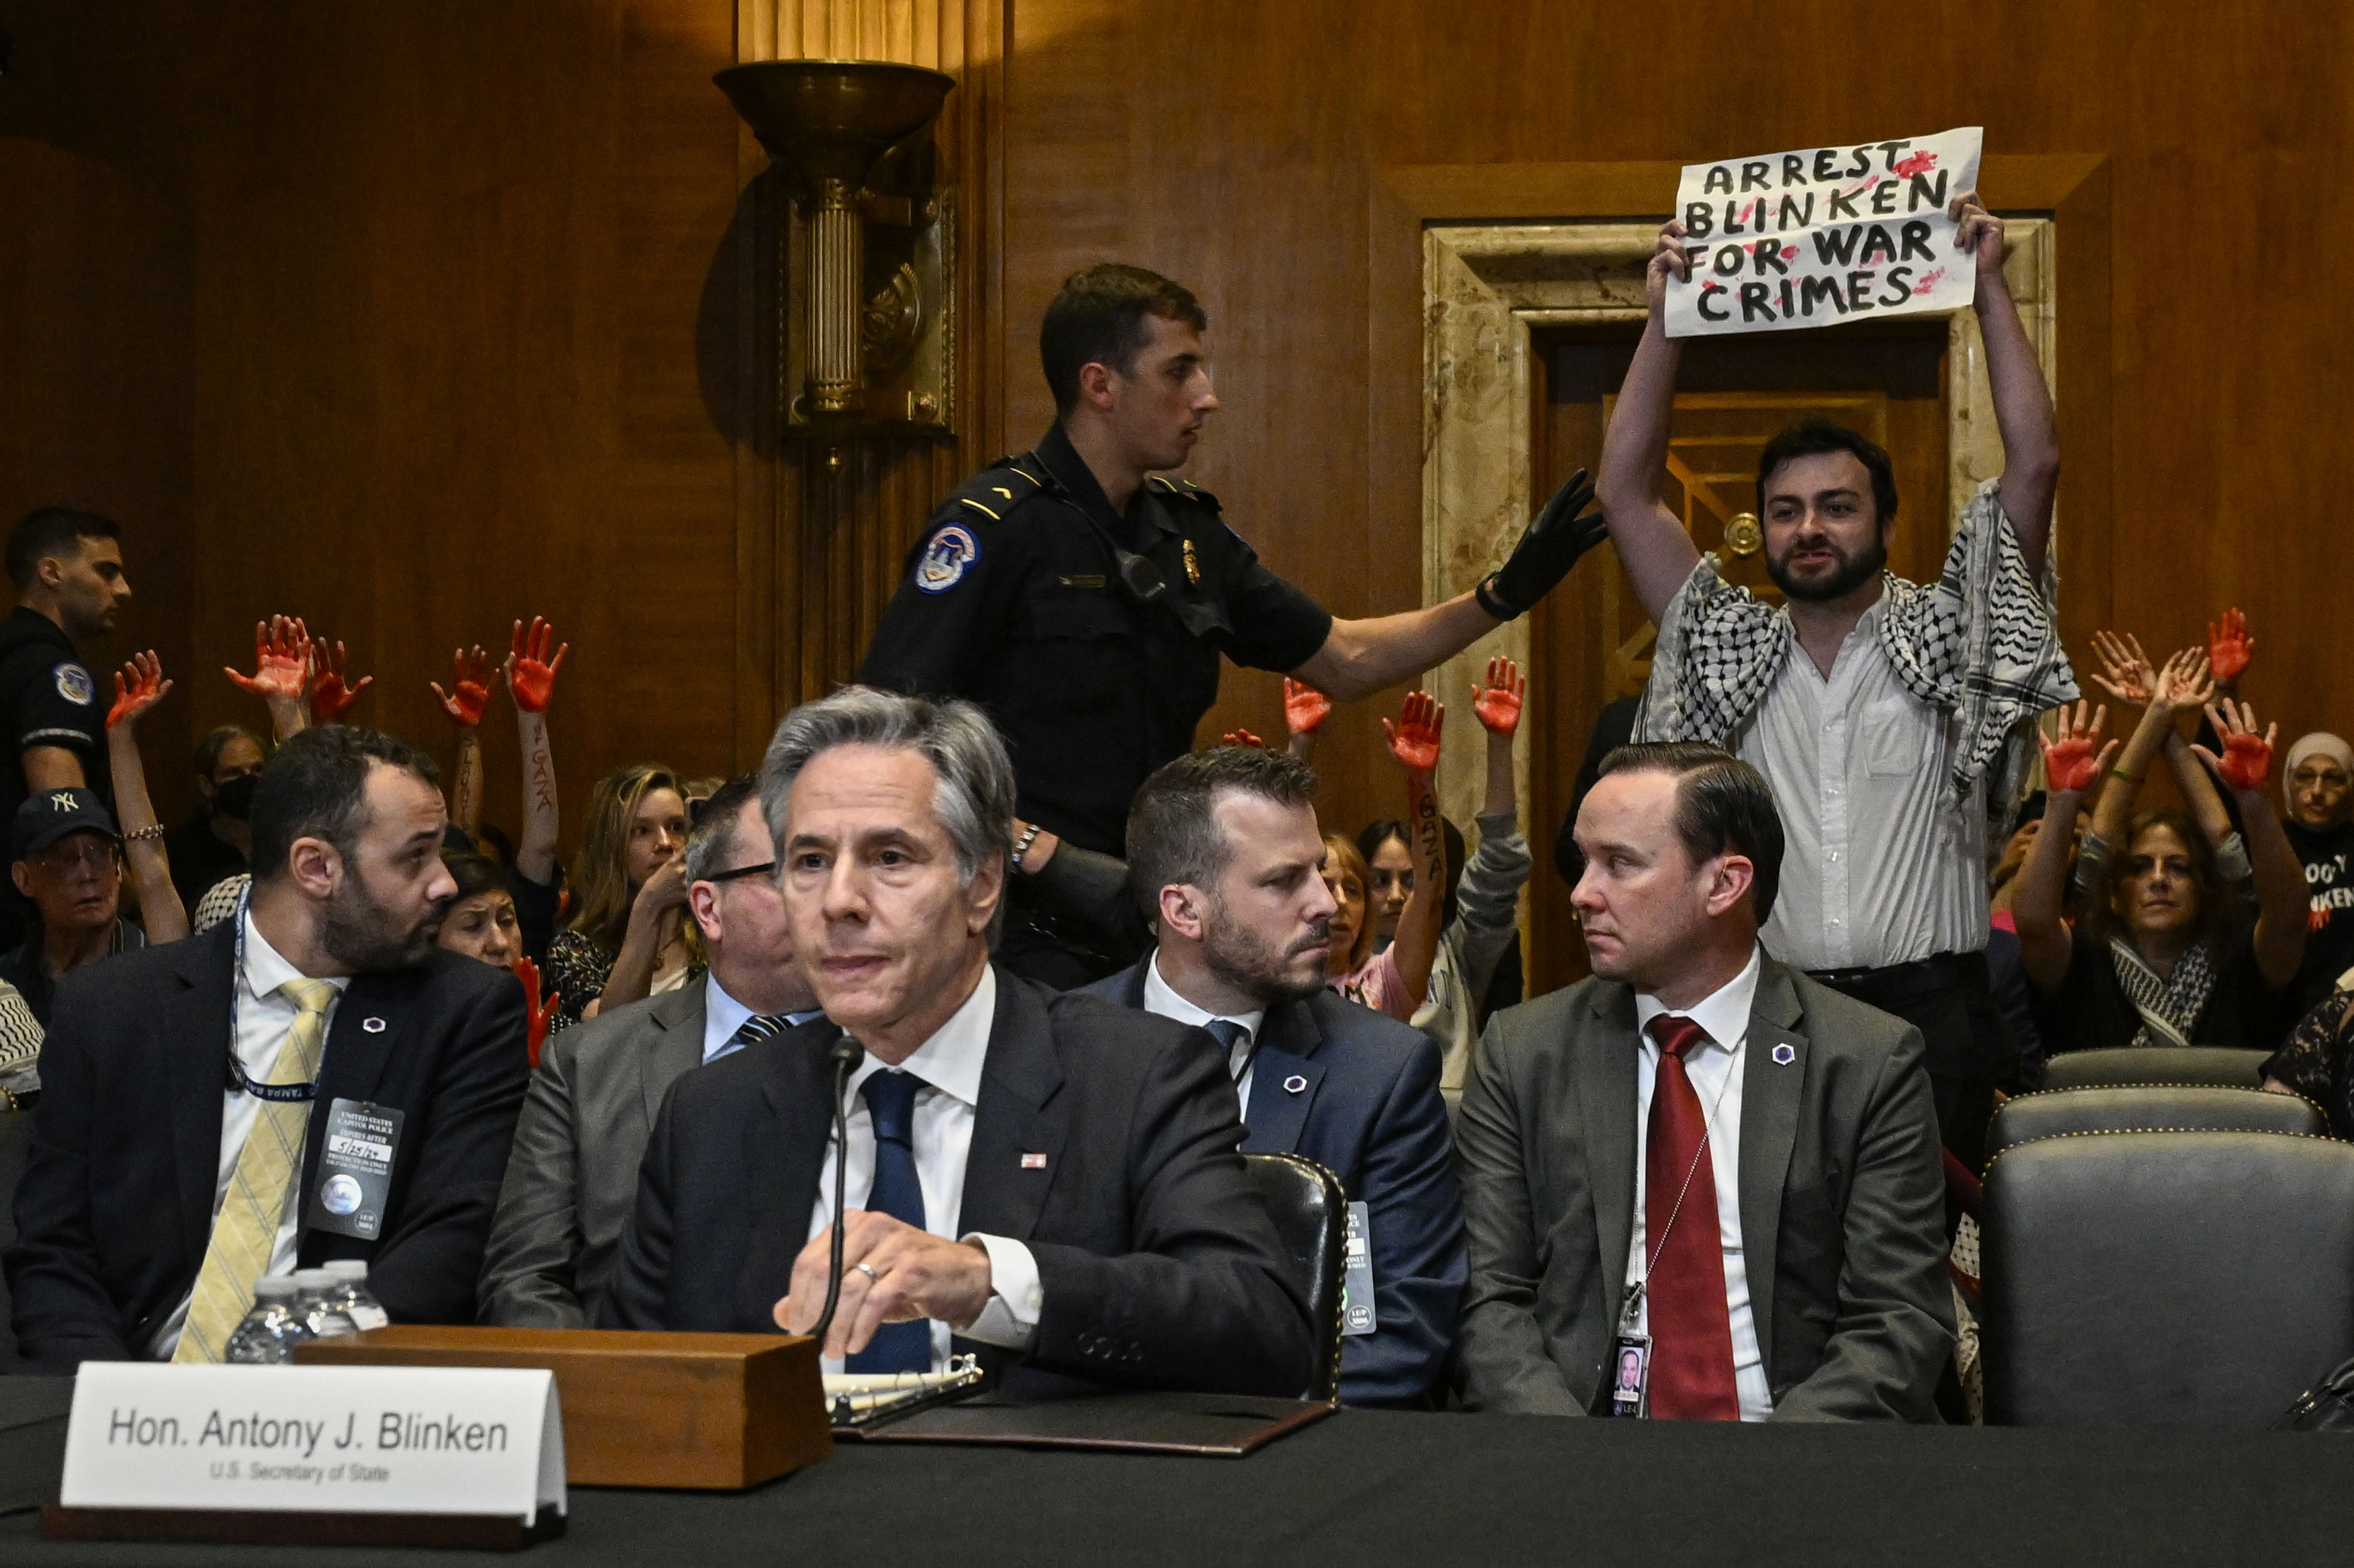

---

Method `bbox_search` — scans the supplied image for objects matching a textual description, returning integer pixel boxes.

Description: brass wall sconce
[715,59,956,434]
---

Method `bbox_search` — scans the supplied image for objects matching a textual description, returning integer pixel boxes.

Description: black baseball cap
[12,787,119,863]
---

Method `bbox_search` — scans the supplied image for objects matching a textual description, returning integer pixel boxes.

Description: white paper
[1664,127,1983,338]
[60,1363,566,1526]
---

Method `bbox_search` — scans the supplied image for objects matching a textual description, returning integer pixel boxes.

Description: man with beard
[7,726,527,1366]
[1079,746,1463,1406]
[1592,189,2077,1169]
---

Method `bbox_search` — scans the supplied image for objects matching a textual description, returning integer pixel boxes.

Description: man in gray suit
[1458,742,1952,1421]
[479,776,820,1326]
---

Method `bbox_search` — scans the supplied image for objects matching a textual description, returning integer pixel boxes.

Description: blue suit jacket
[1080,956,1465,1405]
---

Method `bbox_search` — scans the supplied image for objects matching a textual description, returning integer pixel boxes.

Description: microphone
[812,1028,865,1349]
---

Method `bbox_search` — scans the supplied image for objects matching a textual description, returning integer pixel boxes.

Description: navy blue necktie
[1203,1018,1253,1084]
[848,1069,932,1373]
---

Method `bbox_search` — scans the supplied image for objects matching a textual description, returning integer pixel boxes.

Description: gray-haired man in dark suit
[478,776,820,1327]
[1457,742,1952,1421]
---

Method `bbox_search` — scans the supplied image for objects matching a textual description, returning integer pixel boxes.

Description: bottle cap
[324,1259,368,1282]
[293,1268,335,1292]
[253,1276,299,1301]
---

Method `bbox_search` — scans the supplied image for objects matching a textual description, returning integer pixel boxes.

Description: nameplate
[59,1362,565,1527]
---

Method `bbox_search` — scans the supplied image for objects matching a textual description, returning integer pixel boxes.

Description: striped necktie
[732,1012,795,1050]
[175,977,338,1363]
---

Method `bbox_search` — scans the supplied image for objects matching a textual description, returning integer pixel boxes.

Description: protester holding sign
[1593,168,2074,1170]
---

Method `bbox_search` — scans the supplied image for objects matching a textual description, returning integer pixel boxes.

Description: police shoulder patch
[52,662,95,707]
[914,523,981,593]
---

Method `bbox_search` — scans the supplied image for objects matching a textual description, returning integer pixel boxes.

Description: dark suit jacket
[603,967,1315,1397]
[1080,957,1465,1406]
[1456,959,1954,1421]
[5,920,529,1369]
[479,977,709,1327]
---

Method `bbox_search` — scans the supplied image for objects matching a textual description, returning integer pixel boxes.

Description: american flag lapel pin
[1020,1153,1047,1170]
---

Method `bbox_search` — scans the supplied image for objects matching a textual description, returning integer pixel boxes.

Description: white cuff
[957,1232,1041,1350]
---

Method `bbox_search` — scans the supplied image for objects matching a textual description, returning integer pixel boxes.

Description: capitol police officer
[858,265,1606,986]
[0,507,132,950]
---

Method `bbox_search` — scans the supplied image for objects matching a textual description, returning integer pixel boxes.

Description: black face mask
[212,774,259,821]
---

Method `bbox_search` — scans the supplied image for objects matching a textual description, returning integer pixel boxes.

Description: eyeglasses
[700,861,776,885]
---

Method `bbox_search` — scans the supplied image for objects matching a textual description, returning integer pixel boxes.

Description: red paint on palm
[431,646,497,728]
[518,957,558,1070]
[308,640,373,721]
[107,652,169,731]
[2207,606,2253,684]
[2044,736,2101,793]
[507,617,569,714]
[1383,690,1444,773]
[1472,655,1525,738]
[2218,731,2271,792]
[1282,677,1329,737]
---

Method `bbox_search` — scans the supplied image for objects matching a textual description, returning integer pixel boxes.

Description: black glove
[1475,468,1608,621]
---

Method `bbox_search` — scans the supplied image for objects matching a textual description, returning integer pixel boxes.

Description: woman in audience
[435,849,560,1065]
[103,652,189,947]
[1319,832,1376,994]
[2264,992,2354,1138]
[2015,649,2305,1053]
[2278,732,2354,1006]
[1322,691,1446,1022]
[543,763,694,1027]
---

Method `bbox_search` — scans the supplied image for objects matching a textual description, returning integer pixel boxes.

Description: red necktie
[1642,1014,1740,1420]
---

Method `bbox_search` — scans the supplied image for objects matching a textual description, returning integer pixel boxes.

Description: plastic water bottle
[294,1268,359,1340]
[323,1258,390,1331]
[222,1276,312,1364]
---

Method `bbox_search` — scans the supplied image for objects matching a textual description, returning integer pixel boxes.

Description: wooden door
[1526,319,1950,998]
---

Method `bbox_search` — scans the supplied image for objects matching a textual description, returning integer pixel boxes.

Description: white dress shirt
[1628,945,1772,1422]
[699,974,825,1064]
[150,910,352,1358]
[1140,947,1266,1109]
[1735,597,1988,971]
[806,965,1039,1373]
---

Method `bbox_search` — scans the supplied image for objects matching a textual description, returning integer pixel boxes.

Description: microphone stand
[812,1029,864,1349]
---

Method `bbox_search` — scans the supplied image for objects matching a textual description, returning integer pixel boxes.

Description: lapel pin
[1020,1153,1047,1170]
[1772,1043,1796,1066]
[362,1017,388,1035]
[1283,1075,1307,1094]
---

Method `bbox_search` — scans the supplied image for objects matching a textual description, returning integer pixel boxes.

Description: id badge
[1609,1331,1651,1418]
[306,1098,404,1240]
[1339,1201,1377,1336]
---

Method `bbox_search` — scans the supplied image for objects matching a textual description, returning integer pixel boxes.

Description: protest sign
[1663,127,1983,339]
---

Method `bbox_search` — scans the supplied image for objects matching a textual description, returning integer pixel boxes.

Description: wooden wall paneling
[0,139,196,820]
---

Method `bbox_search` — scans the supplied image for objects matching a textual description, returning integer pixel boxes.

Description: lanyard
[1619,1033,1741,1332]
[220,885,320,1104]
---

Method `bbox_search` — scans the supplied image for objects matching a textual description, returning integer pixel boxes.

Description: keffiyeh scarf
[2106,936,2222,1051]
[1635,478,2078,825]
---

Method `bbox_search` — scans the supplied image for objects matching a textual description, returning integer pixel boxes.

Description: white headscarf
[2284,733,2354,819]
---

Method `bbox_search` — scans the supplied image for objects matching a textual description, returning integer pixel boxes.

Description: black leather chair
[1982,1129,2354,1426]
[1986,1085,2324,1160]
[1239,1151,1346,1403]
[2039,1047,2271,1090]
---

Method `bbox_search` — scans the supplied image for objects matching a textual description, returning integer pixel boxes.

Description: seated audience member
[435,851,559,1067]
[2266,990,2354,1139]
[5,725,528,1366]
[544,763,694,1029]
[605,687,1313,1397]
[1326,691,1445,1020]
[1456,742,1952,1420]
[1,791,148,1027]
[2276,732,2354,1008]
[1079,745,1463,1406]
[1362,657,1536,1100]
[165,724,265,913]
[2014,661,2305,1054]
[1319,832,1375,988]
[482,777,820,1327]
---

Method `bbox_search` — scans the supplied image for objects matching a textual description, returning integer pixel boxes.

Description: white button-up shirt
[150,911,353,1359]
[1734,597,1988,971]
[1140,947,1266,1109]
[1628,945,1772,1422]
[806,965,1040,1373]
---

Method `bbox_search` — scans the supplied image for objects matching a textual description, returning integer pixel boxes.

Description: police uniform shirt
[0,606,110,825]
[857,424,1332,856]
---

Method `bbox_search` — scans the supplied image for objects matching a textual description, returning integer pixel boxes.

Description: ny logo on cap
[47,793,75,811]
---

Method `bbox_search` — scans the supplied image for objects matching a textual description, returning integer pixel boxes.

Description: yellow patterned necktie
[173,977,339,1364]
